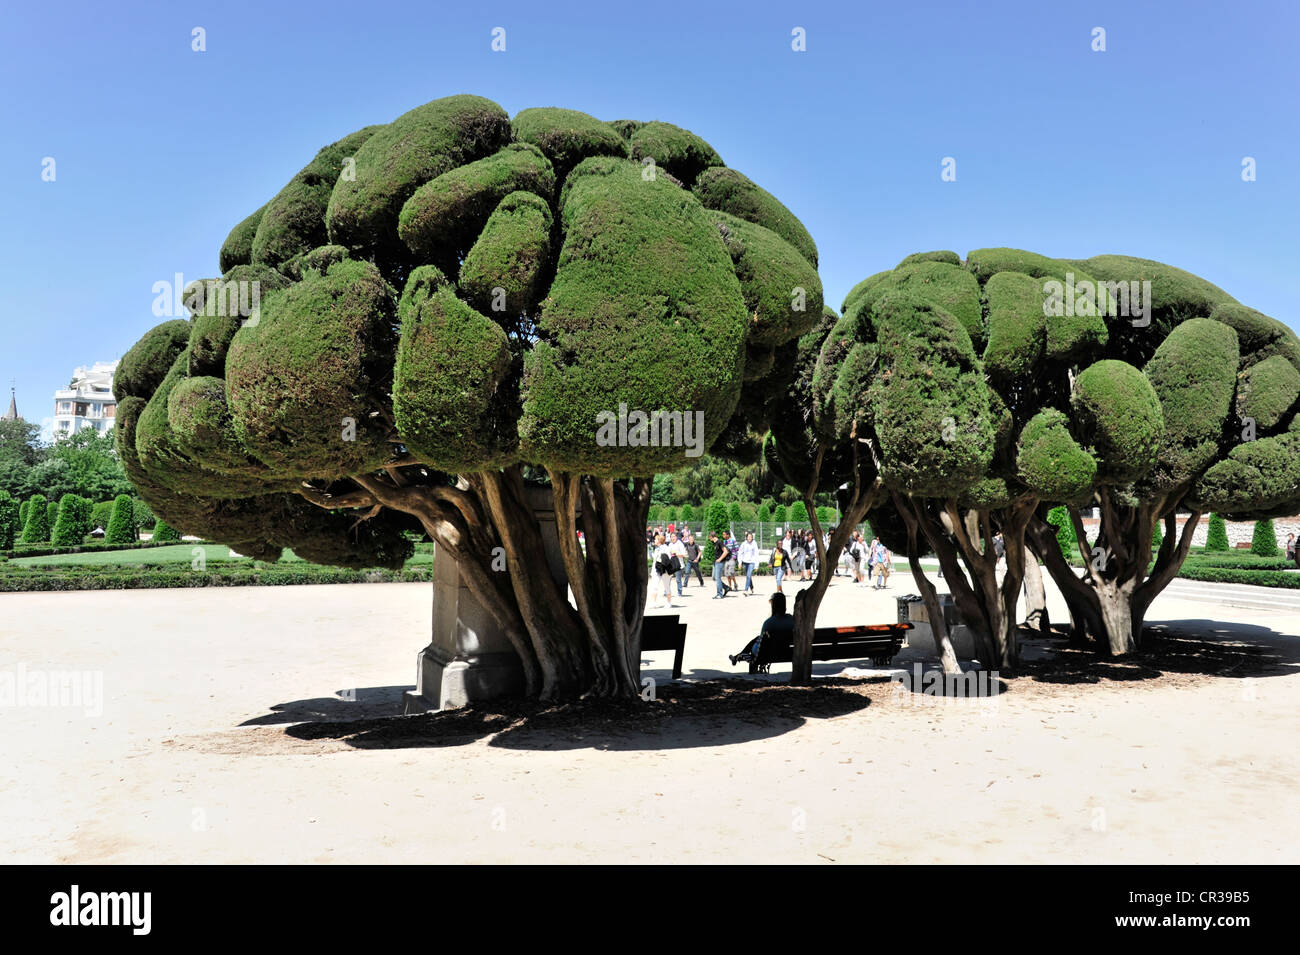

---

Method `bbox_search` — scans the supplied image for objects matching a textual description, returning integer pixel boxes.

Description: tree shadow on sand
[281,679,873,752]
[1018,618,1299,685]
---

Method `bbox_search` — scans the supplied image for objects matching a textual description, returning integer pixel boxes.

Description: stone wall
[1078,515,1300,549]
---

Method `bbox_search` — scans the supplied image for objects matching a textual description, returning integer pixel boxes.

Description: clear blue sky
[2,0,1296,437]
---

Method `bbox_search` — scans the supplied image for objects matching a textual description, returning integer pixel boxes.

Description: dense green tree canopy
[115,95,822,569]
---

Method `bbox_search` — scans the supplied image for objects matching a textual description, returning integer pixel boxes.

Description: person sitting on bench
[729,591,796,666]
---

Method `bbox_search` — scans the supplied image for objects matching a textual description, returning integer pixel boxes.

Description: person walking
[669,532,689,597]
[771,540,787,593]
[684,532,704,587]
[874,547,893,589]
[711,531,733,599]
[650,534,674,608]
[739,531,759,595]
[724,532,740,594]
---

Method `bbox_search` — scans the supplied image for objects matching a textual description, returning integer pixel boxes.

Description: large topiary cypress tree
[774,504,787,523]
[45,500,59,536]
[727,501,742,523]
[1205,513,1229,552]
[20,494,50,543]
[789,501,808,522]
[113,94,823,700]
[679,503,694,522]
[18,498,29,531]
[756,501,772,522]
[105,494,135,545]
[810,248,1300,663]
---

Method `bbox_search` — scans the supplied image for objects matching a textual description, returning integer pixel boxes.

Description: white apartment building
[53,361,118,437]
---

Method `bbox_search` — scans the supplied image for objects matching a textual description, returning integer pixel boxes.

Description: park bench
[741,622,912,674]
[641,614,687,680]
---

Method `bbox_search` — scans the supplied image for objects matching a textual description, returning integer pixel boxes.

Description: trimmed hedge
[0,563,433,593]
[1177,565,1300,589]
[51,494,92,546]
[152,519,182,542]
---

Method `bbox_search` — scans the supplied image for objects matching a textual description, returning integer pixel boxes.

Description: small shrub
[1205,513,1229,552]
[20,494,50,543]
[105,495,136,545]
[152,519,182,542]
[1250,518,1280,557]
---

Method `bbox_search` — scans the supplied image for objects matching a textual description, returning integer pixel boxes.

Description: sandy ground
[1,566,1297,864]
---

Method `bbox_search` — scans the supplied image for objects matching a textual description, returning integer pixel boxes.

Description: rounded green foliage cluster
[1071,360,1164,484]
[1046,505,1076,557]
[1236,355,1300,432]
[511,107,628,181]
[152,518,181,542]
[628,122,723,186]
[1016,408,1097,500]
[869,293,994,495]
[693,167,818,265]
[118,95,821,566]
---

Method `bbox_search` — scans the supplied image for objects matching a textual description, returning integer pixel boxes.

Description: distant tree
[91,500,115,533]
[727,501,742,523]
[132,498,155,532]
[757,501,772,522]
[1205,513,1229,552]
[1046,506,1076,558]
[704,500,729,561]
[152,518,182,542]
[679,503,694,522]
[20,494,50,543]
[106,494,136,545]
[789,500,809,522]
[0,490,18,549]
[774,504,787,523]
[1251,518,1279,556]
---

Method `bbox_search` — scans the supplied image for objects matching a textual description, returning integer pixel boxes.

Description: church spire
[2,381,17,421]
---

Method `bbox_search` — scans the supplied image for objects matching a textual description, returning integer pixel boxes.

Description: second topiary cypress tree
[20,494,50,543]
[106,494,136,545]
[1205,513,1230,552]
[1251,518,1279,556]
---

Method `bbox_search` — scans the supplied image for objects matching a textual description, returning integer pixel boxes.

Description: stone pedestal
[403,486,571,713]
[896,593,980,661]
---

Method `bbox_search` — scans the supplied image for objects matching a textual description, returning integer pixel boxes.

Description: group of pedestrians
[843,532,894,589]
[649,522,899,606]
